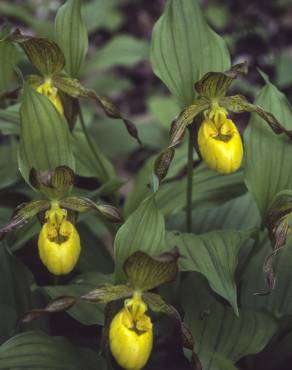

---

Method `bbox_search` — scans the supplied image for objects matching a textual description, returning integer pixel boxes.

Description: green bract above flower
[0,166,122,275]
[154,62,292,182]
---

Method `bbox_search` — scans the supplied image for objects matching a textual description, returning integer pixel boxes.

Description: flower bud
[38,205,80,275]
[109,294,153,370]
[36,79,64,115]
[198,105,243,174]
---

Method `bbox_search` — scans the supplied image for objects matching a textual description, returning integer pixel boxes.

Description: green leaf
[275,50,292,88]
[55,0,88,77]
[72,130,115,182]
[0,140,19,190]
[0,38,21,92]
[83,35,149,72]
[167,191,260,233]
[124,250,178,291]
[77,220,114,274]
[19,84,75,185]
[0,3,53,37]
[0,106,20,135]
[43,272,112,325]
[0,331,106,370]
[194,62,248,99]
[151,0,230,107]
[167,230,251,314]
[181,275,278,370]
[244,81,292,218]
[0,246,43,344]
[114,195,167,282]
[147,94,180,130]
[82,0,123,34]
[156,163,246,216]
[240,231,292,316]
[6,29,65,77]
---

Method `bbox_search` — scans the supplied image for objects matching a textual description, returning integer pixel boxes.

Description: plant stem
[186,129,194,232]
[78,106,108,181]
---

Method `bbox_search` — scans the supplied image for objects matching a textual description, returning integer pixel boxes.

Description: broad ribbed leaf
[244,81,292,218]
[83,35,149,72]
[182,275,278,370]
[156,163,246,216]
[151,0,230,107]
[0,106,19,135]
[0,331,106,370]
[0,246,42,344]
[240,231,292,316]
[166,192,260,233]
[0,141,19,190]
[19,84,75,185]
[44,272,112,325]
[167,230,251,314]
[73,130,115,181]
[55,0,88,77]
[114,194,166,282]
[0,39,21,92]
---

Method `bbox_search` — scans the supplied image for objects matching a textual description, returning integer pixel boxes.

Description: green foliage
[19,84,75,184]
[167,229,252,314]
[0,37,21,92]
[244,79,292,218]
[151,0,230,106]
[0,331,106,369]
[182,275,278,370]
[84,35,149,72]
[55,0,88,77]
[114,195,167,282]
[0,0,292,369]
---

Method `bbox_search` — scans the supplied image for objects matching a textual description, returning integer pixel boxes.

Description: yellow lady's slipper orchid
[38,204,80,275]
[109,293,153,370]
[198,104,243,174]
[36,79,64,115]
